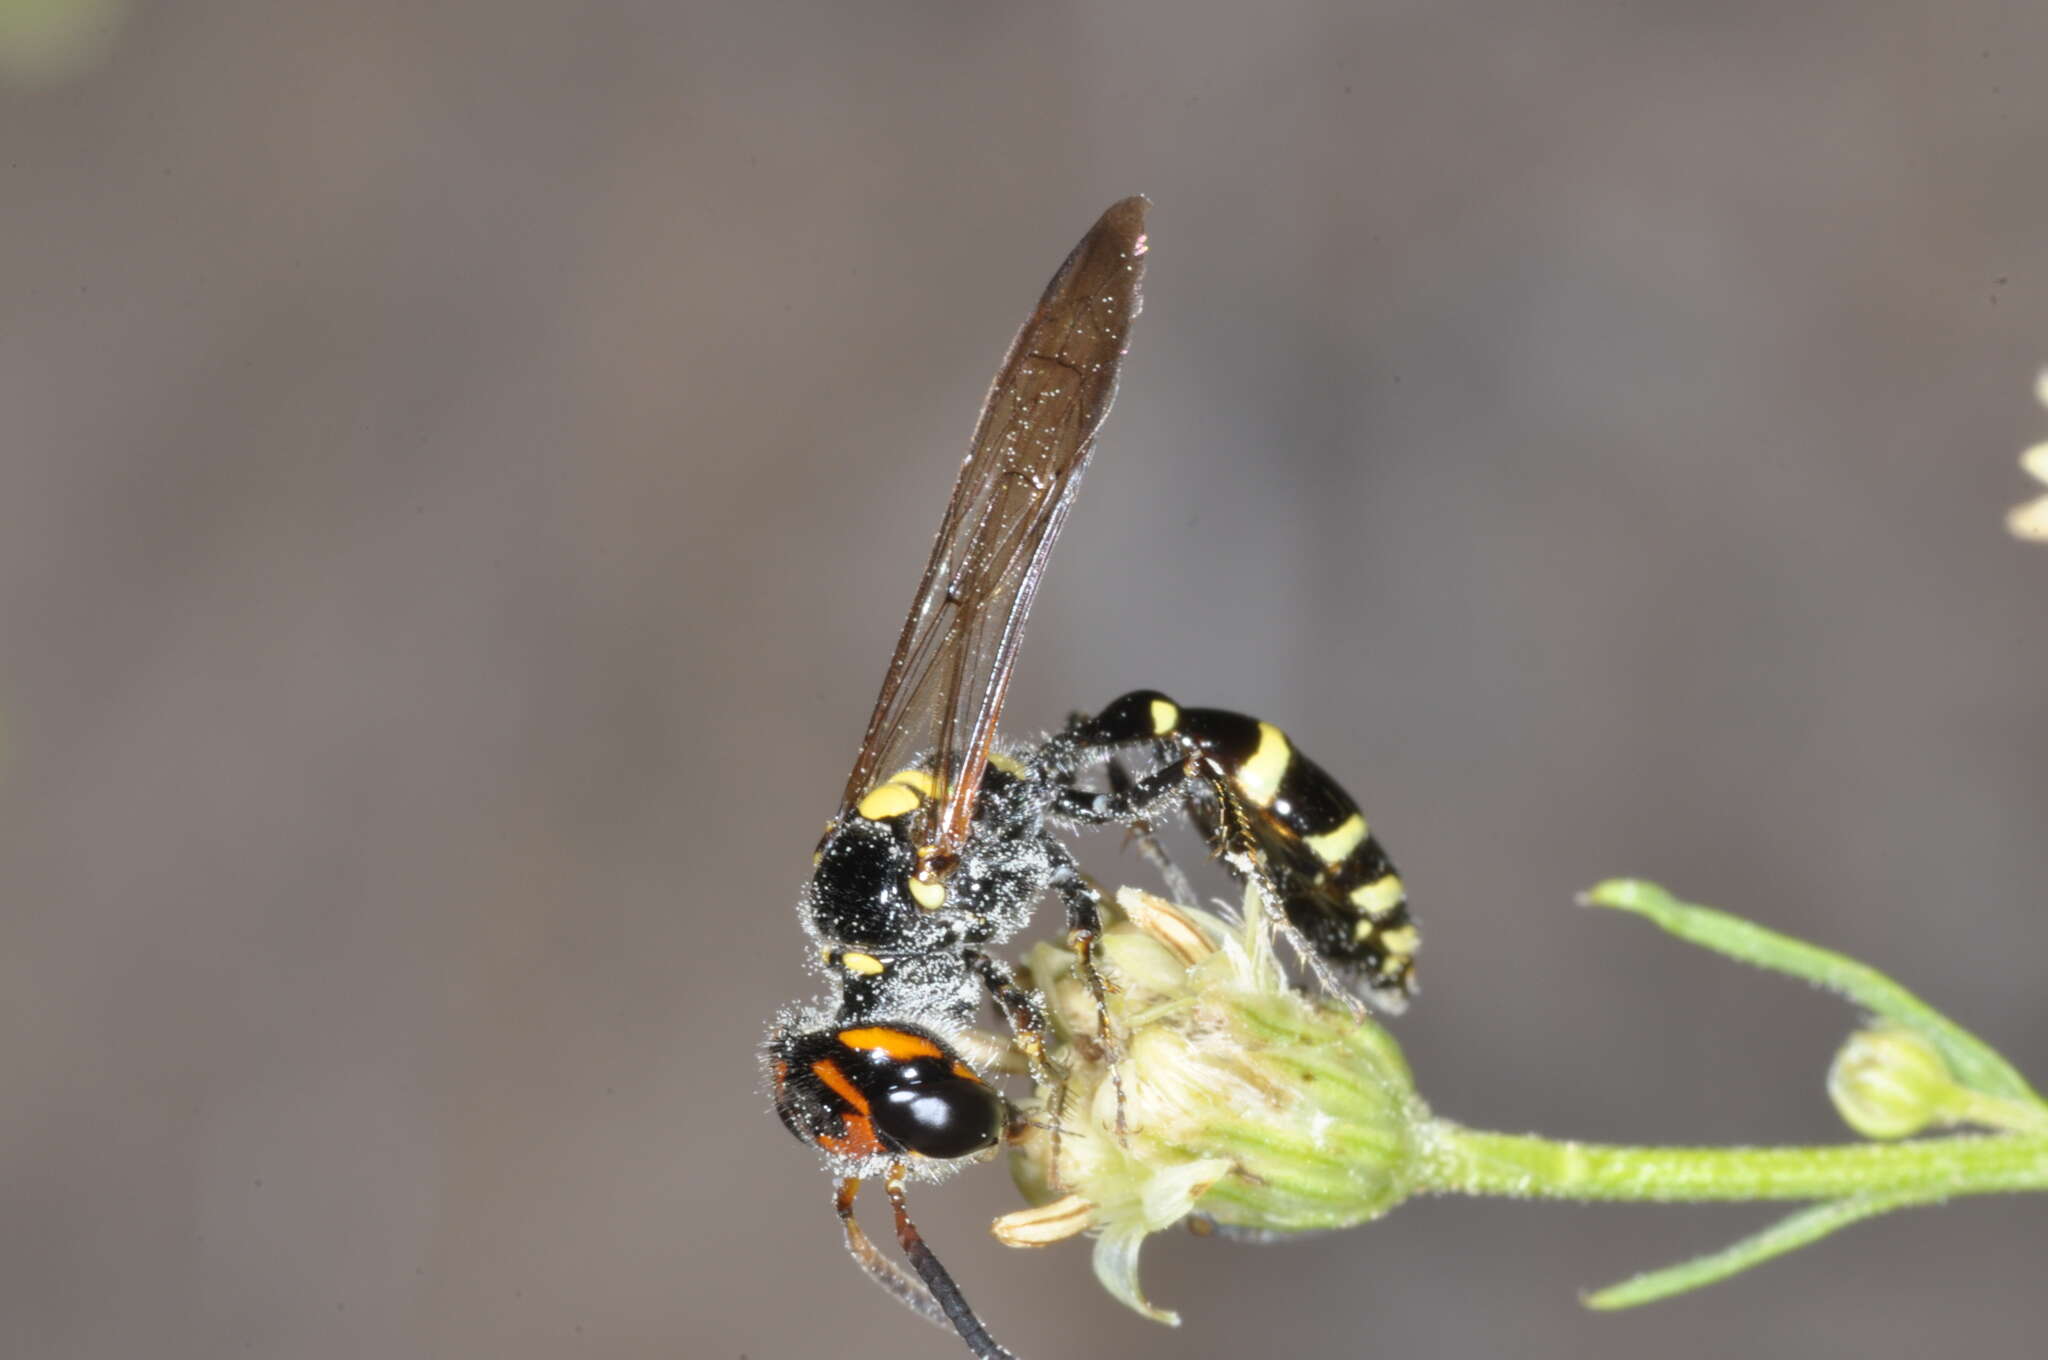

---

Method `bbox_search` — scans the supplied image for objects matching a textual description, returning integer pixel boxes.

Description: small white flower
[2007,368,2048,542]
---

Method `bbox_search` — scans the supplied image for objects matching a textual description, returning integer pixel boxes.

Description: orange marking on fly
[949,1061,980,1083]
[837,1026,945,1063]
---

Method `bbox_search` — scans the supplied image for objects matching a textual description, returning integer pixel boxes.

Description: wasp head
[767,1021,1004,1172]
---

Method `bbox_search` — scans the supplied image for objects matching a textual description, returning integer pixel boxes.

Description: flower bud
[997,888,1427,1323]
[1827,1024,1963,1140]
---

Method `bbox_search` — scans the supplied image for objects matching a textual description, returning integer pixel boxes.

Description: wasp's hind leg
[1199,771,1372,1020]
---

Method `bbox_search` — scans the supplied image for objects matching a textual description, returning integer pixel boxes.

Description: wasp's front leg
[962,947,1062,1088]
[1044,849,1132,1139]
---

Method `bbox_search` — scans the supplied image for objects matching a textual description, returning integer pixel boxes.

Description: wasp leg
[1105,754,1199,906]
[834,1177,948,1332]
[1204,773,1370,1020]
[886,1163,1019,1360]
[1046,851,1131,1140]
[965,953,1088,1190]
[962,947,1063,1088]
[1042,689,1199,831]
[1048,754,1190,828]
[1056,690,1400,1015]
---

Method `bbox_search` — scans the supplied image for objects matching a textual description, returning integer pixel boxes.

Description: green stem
[1952,1088,2048,1136]
[1422,1122,2048,1201]
[1582,1192,1936,1309]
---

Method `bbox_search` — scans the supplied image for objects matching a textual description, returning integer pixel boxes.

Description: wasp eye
[872,1073,1003,1160]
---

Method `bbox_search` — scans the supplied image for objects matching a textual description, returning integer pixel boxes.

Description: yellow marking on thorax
[838,951,886,976]
[987,750,1027,777]
[857,782,921,821]
[906,874,947,909]
[1148,697,1180,735]
[1347,874,1407,923]
[1236,722,1292,807]
[838,1026,945,1062]
[856,766,939,821]
[1303,812,1368,865]
[1375,923,1420,956]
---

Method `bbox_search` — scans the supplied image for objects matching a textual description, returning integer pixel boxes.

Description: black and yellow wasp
[765,197,1418,1360]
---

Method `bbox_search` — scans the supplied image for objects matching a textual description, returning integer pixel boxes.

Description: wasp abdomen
[1084,690,1419,1001]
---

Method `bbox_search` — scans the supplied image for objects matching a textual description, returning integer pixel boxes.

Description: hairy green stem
[1422,1123,2048,1201]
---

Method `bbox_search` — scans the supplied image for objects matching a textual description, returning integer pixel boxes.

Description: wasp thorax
[805,816,933,947]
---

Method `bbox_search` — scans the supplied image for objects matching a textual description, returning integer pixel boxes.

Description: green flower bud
[1827,1024,1963,1140]
[997,888,1428,1323]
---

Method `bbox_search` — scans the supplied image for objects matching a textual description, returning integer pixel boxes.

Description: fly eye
[871,1072,1003,1160]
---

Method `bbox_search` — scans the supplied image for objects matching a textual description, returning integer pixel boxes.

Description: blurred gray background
[3,3,2044,1358]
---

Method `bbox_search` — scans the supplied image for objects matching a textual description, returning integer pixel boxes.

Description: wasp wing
[839,197,1150,863]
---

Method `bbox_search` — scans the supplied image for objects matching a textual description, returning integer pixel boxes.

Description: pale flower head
[996,887,1426,1323]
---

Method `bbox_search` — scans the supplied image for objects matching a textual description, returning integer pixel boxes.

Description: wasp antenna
[1014,1109,1083,1138]
[886,1164,1020,1360]
[1013,1099,1089,1189]
[833,1177,949,1332]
